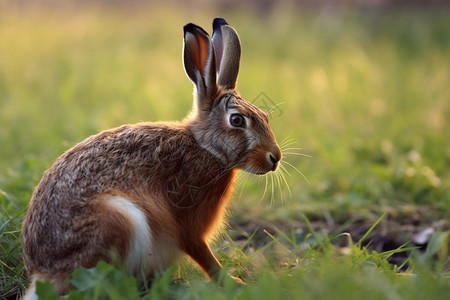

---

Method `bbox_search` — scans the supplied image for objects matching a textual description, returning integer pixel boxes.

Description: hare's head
[183,18,281,175]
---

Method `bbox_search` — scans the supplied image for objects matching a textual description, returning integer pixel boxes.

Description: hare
[21,18,281,298]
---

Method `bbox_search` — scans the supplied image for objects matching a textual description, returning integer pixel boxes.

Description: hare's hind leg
[22,195,140,298]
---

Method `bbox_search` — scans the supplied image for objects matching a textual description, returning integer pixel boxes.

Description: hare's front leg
[184,240,244,285]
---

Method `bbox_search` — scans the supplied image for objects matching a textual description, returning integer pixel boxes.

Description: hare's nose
[268,152,281,171]
[269,153,278,164]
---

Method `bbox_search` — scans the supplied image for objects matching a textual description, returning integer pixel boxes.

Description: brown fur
[22,18,281,297]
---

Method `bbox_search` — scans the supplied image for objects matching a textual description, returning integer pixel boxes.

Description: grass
[1,2,450,299]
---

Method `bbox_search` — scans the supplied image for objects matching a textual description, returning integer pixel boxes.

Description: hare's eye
[229,113,246,128]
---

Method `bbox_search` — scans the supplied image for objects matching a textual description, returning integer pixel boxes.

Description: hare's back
[33,122,196,204]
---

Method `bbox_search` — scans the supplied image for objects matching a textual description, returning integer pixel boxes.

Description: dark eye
[229,113,246,128]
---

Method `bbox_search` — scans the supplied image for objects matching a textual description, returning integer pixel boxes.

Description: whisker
[280,135,294,143]
[279,163,292,177]
[283,152,312,158]
[279,171,288,203]
[281,148,308,155]
[281,147,305,152]
[274,170,283,204]
[270,171,275,206]
[260,172,269,205]
[282,160,309,183]
[277,167,292,201]
[280,142,312,159]
[280,135,299,143]
[279,140,298,149]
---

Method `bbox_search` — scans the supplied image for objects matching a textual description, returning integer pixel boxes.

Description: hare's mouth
[243,166,273,176]
[242,154,280,175]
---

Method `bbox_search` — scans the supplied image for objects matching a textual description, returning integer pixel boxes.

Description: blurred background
[1,0,450,296]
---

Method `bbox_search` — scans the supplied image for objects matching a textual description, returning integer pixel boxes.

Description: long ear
[183,23,217,112]
[212,18,241,90]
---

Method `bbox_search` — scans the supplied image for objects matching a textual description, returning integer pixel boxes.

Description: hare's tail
[101,193,180,279]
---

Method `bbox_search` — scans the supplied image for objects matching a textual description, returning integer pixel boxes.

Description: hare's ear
[183,23,217,111]
[212,18,241,90]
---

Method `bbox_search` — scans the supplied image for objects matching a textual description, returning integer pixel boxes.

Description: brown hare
[22,18,281,299]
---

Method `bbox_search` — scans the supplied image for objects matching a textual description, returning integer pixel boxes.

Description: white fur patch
[105,196,179,281]
[106,196,152,280]
[22,275,38,300]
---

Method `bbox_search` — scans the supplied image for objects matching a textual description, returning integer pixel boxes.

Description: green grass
[1,2,450,299]
[17,217,450,300]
